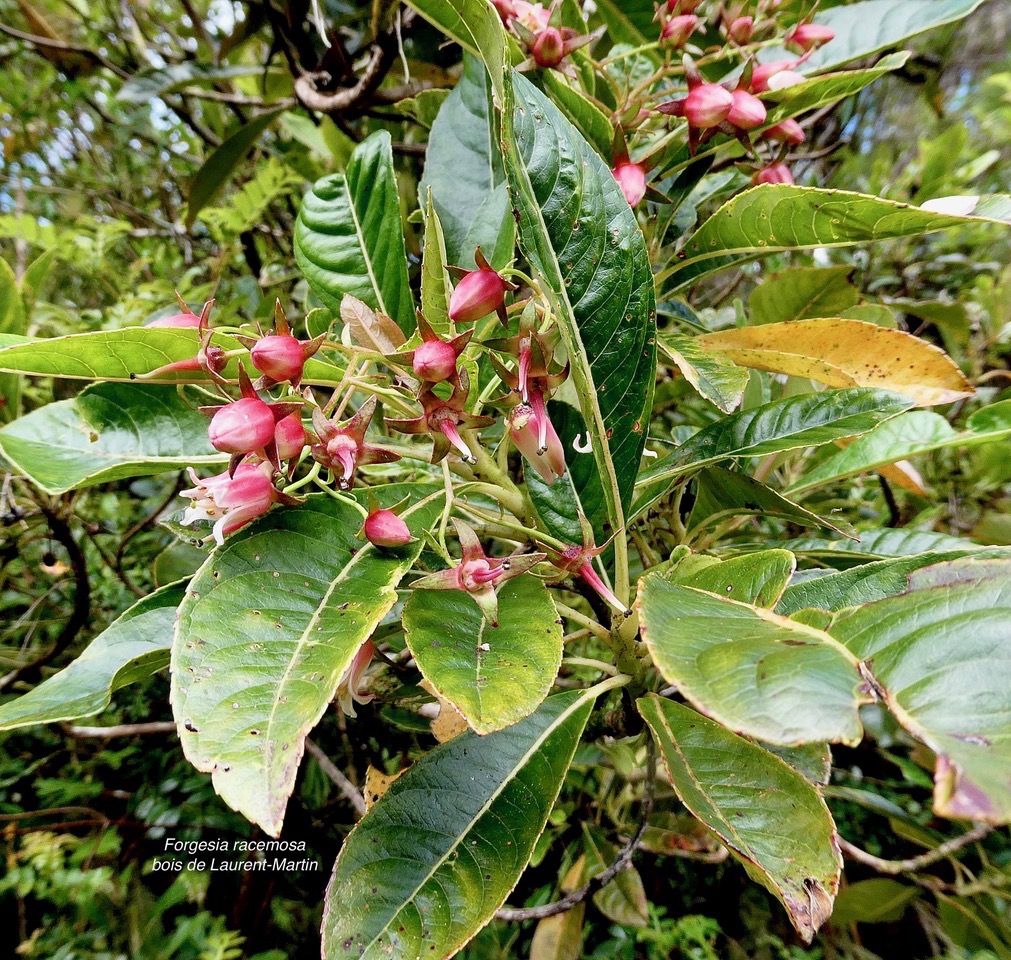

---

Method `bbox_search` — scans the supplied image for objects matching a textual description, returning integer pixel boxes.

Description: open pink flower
[180,461,299,545]
[336,640,376,717]
[310,395,401,490]
[508,400,566,485]
[410,520,545,625]
[550,516,630,617]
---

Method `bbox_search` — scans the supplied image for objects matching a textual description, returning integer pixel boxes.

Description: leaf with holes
[636,574,869,745]
[321,688,596,959]
[502,72,656,529]
[639,696,842,943]
[0,382,225,494]
[829,558,1011,823]
[666,186,1011,288]
[402,576,562,735]
[295,131,415,334]
[695,320,973,406]
[0,585,182,731]
[171,488,440,836]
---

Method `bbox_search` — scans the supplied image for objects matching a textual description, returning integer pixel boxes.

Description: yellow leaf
[530,856,587,960]
[696,319,974,406]
[418,678,469,743]
[364,764,403,811]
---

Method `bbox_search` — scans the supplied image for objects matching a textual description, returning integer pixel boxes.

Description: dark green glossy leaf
[830,558,1011,823]
[503,72,656,528]
[767,528,983,567]
[0,382,223,494]
[420,189,452,335]
[659,333,749,413]
[171,489,440,836]
[791,402,1011,493]
[402,576,562,734]
[639,696,841,943]
[321,688,596,959]
[419,55,514,271]
[778,547,1011,615]
[0,586,182,731]
[667,186,1011,289]
[593,0,656,48]
[187,108,287,227]
[637,574,868,745]
[295,131,416,334]
[0,257,23,423]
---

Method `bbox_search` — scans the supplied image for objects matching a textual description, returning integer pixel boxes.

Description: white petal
[920,195,979,217]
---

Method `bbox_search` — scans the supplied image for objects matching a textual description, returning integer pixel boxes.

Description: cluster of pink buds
[550,516,630,617]
[449,248,515,326]
[658,56,768,154]
[488,318,568,485]
[180,461,300,545]
[386,368,493,465]
[411,520,545,626]
[311,395,401,490]
[504,0,604,77]
[236,301,324,388]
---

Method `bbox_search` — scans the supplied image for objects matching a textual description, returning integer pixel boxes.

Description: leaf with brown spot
[639,696,842,943]
[696,319,973,406]
[340,294,405,355]
[364,765,404,811]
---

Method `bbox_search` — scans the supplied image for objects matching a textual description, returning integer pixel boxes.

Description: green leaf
[684,466,853,540]
[502,72,656,529]
[764,741,832,786]
[0,585,182,731]
[658,333,749,413]
[777,548,1011,615]
[186,108,287,228]
[832,879,920,925]
[540,73,615,159]
[402,576,563,735]
[118,63,285,103]
[420,189,453,335]
[593,0,656,48]
[748,266,860,326]
[666,186,1011,289]
[635,389,914,504]
[0,327,342,385]
[791,403,1011,493]
[171,489,440,836]
[295,131,416,334]
[637,575,868,745]
[638,696,841,943]
[0,258,24,423]
[419,55,515,271]
[321,688,596,959]
[830,558,1011,823]
[582,826,649,928]
[665,548,797,608]
[0,382,224,494]
[766,0,988,74]
[767,528,983,566]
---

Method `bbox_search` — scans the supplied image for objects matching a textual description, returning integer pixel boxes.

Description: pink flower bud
[207,397,276,455]
[364,509,413,548]
[449,264,508,324]
[727,15,753,43]
[147,312,202,328]
[612,161,647,207]
[785,22,835,53]
[752,163,794,186]
[532,26,565,68]
[274,414,306,461]
[659,13,698,48]
[763,118,806,144]
[250,334,306,383]
[726,88,767,130]
[684,83,734,128]
[413,338,459,383]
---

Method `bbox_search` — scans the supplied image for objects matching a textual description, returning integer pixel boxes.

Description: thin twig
[496,738,658,922]
[838,823,992,875]
[0,20,131,78]
[63,721,177,737]
[305,738,367,818]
